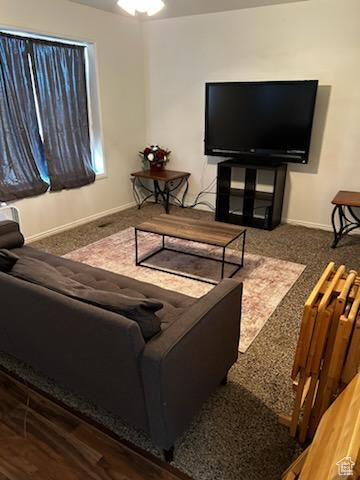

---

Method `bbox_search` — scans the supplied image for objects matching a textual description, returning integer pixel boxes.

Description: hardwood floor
[0,369,192,480]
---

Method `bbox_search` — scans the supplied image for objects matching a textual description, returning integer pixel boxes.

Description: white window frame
[0,26,106,179]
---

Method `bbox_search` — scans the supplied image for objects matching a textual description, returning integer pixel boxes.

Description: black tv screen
[205,80,318,163]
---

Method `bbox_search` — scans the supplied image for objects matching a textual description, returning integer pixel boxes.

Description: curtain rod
[0,31,85,50]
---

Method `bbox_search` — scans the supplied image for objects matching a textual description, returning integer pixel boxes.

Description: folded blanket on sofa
[1,250,162,340]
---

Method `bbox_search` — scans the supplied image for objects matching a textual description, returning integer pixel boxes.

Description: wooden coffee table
[331,191,360,248]
[135,215,246,285]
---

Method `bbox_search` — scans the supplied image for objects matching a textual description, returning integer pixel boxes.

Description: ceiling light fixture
[117,0,165,16]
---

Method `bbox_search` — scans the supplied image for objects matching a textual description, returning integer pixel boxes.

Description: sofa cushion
[12,246,196,332]
[0,249,19,272]
[57,271,191,329]
[0,221,24,249]
[9,255,163,340]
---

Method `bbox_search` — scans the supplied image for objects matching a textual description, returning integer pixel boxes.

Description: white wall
[2,0,359,237]
[144,0,360,229]
[0,0,146,239]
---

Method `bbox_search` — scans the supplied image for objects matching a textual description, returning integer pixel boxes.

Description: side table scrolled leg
[165,185,170,214]
[331,205,341,249]
[181,177,190,207]
[132,178,141,209]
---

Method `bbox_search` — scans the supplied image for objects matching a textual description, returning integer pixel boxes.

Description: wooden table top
[298,374,360,480]
[131,169,191,182]
[332,190,360,207]
[136,214,246,247]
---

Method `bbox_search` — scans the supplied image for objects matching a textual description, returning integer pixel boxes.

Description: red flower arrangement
[140,145,171,171]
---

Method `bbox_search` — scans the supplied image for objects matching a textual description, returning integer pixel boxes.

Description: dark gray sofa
[0,220,242,459]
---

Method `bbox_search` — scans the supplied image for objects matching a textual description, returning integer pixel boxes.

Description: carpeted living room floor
[2,203,360,480]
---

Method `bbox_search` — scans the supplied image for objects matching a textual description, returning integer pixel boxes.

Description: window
[0,30,104,202]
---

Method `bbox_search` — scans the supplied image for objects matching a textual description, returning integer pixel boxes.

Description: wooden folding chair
[291,263,335,381]
[305,266,345,377]
[299,301,335,442]
[308,271,357,437]
[289,305,319,437]
[290,266,345,438]
[317,312,354,425]
[331,284,360,393]
[341,311,360,385]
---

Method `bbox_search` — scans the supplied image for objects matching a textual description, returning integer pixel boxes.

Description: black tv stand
[216,159,287,230]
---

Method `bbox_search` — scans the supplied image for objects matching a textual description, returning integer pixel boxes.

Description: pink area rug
[65,227,305,352]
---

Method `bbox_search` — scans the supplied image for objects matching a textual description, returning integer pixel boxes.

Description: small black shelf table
[216,159,287,230]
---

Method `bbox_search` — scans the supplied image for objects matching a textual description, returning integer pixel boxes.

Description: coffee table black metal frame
[134,228,246,285]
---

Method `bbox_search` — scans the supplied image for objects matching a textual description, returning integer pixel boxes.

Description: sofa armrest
[141,279,242,449]
[0,272,149,430]
[0,220,24,249]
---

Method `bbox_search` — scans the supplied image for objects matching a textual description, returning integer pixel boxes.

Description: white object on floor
[0,204,21,226]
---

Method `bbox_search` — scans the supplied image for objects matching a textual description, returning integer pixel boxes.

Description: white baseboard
[26,201,359,243]
[283,218,360,236]
[283,218,333,232]
[26,201,136,243]
[194,206,360,236]
[191,202,334,231]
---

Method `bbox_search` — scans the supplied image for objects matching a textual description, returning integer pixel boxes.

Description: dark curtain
[0,35,49,202]
[31,42,95,191]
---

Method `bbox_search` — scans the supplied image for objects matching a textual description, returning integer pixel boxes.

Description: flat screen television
[205,80,318,164]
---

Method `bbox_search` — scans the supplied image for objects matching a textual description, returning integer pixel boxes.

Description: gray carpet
[2,203,360,480]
